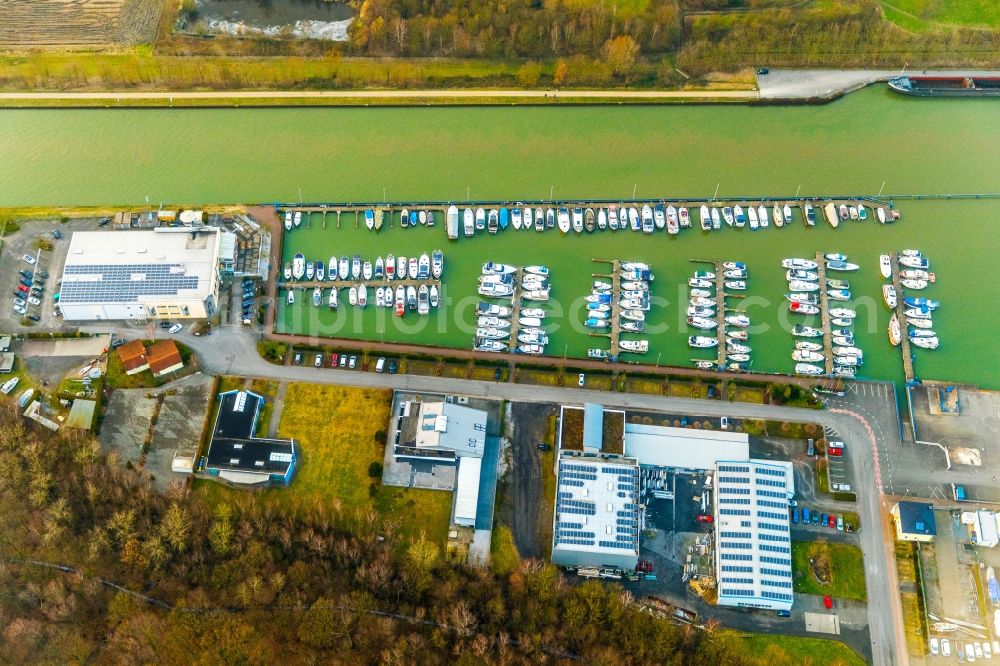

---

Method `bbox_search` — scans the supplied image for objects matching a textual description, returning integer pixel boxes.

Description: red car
[329,353,339,367]
[16,284,29,293]
[696,514,713,524]
[828,514,836,528]
[828,447,843,456]
[823,595,833,609]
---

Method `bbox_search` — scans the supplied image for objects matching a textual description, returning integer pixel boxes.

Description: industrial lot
[2,211,1000,665]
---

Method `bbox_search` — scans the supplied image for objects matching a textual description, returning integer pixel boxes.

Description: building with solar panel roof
[58,228,222,321]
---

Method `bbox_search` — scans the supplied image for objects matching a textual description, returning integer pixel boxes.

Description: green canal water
[0,87,997,388]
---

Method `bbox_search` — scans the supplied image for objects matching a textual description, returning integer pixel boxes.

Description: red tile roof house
[147,339,184,377]
[116,340,149,375]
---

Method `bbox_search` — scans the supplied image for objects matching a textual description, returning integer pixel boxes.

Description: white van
[375,357,386,373]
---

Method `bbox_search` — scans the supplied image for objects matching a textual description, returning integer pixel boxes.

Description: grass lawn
[881,0,1000,29]
[791,540,867,601]
[625,376,664,395]
[816,458,830,494]
[195,383,452,548]
[550,0,650,16]
[739,633,865,666]
[490,525,521,577]
[734,386,765,404]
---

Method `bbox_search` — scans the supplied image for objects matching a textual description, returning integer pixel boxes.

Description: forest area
[0,408,857,664]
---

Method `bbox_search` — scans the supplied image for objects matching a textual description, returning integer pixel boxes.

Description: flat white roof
[453,456,482,525]
[414,401,487,458]
[60,228,219,305]
[552,455,639,558]
[624,423,749,469]
[714,459,794,610]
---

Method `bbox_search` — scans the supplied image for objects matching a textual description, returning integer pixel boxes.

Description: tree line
[0,407,845,664]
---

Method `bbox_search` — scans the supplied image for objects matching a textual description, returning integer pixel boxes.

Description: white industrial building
[395,400,488,462]
[963,510,1000,548]
[58,228,221,322]
[714,459,795,611]
[452,456,483,528]
[624,423,749,470]
[551,453,641,571]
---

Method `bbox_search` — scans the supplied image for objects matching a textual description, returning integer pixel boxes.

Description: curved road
[97,322,904,665]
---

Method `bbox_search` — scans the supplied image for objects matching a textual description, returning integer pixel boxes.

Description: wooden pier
[890,252,917,383]
[590,259,619,357]
[814,252,835,375]
[508,268,524,348]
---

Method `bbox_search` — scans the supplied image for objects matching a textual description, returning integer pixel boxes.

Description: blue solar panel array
[60,263,201,304]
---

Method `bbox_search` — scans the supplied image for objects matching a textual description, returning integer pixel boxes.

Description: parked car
[339,355,347,368]
[775,609,791,617]
[828,514,836,528]
[111,338,125,349]
[19,270,32,279]
[829,440,845,451]
[16,285,29,293]
[11,305,26,315]
[695,514,713,524]
[975,642,983,659]
[941,638,951,657]
[806,438,815,456]
[314,353,323,367]
[25,313,39,322]
[294,352,302,364]
[348,355,357,369]
[757,67,770,75]
[837,515,844,531]
[707,384,717,398]
[791,508,799,524]
[823,595,833,609]
[329,353,339,367]
[811,510,820,525]
[22,254,36,265]
[984,642,992,659]
[929,638,939,656]
[538,443,552,452]
[27,296,40,306]
[98,217,111,226]
[37,270,48,279]
[159,321,172,329]
[52,229,63,239]
[578,373,585,386]
[801,507,810,523]
[388,359,398,374]
[168,323,183,334]
[821,512,828,526]
[11,298,24,308]
[828,447,842,457]
[375,357,386,373]
[720,416,729,430]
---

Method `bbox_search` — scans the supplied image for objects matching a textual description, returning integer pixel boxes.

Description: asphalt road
[95,321,905,666]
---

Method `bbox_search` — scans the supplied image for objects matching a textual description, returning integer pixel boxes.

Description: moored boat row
[283,251,444,283]
[475,263,553,354]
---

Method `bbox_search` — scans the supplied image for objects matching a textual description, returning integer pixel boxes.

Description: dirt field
[0,0,162,48]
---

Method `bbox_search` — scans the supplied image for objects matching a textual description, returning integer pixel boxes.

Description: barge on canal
[888,75,1000,97]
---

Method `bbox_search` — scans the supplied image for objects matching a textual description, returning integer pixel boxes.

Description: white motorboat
[619,340,649,354]
[793,350,825,363]
[726,330,748,341]
[758,204,769,229]
[910,335,939,349]
[795,363,824,376]
[328,287,338,308]
[477,316,513,329]
[629,207,640,231]
[688,336,718,348]
[312,286,322,307]
[417,285,430,315]
[694,360,715,369]
[786,293,818,305]
[305,260,315,280]
[487,209,499,234]
[418,210,427,226]
[518,317,543,328]
[829,308,856,319]
[689,278,713,289]
[621,321,644,333]
[689,288,713,299]
[572,208,584,233]
[406,285,418,311]
[464,208,475,237]
[795,341,823,352]
[792,325,822,338]
[523,289,550,302]
[557,208,571,234]
[834,356,861,367]
[725,281,747,291]
[597,208,607,230]
[727,353,751,363]
[899,255,929,269]
[686,306,715,318]
[679,207,690,228]
[521,307,545,318]
[407,257,418,280]
[516,343,544,355]
[747,205,759,230]
[479,282,513,298]
[687,316,717,330]
[535,208,545,231]
[384,254,396,280]
[804,203,816,226]
[394,286,405,316]
[690,296,713,308]
[782,258,818,270]
[584,318,609,329]
[877,207,887,223]
[621,309,646,322]
[431,250,444,279]
[593,280,612,292]
[857,204,867,221]
[525,265,549,277]
[477,302,511,316]
[786,269,818,282]
[351,255,362,280]
[428,285,439,308]
[834,346,863,358]
[722,207,735,226]
[830,317,853,327]
[362,261,372,281]
[338,256,349,280]
[883,284,897,309]
[348,287,357,306]
[710,207,721,230]
[418,253,431,279]
[888,314,901,346]
[283,262,292,280]
[641,205,654,234]
[474,208,486,231]
[293,211,302,227]
[374,256,384,279]
[447,205,460,239]
[0,376,19,395]
[832,335,854,347]
[900,269,930,280]
[622,281,649,292]
[789,302,820,315]
[357,284,368,308]
[609,205,620,230]
[482,261,516,276]
[726,341,751,354]
[725,314,750,327]
[286,289,295,305]
[849,205,858,220]
[901,279,928,290]
[827,289,851,301]
[824,203,839,228]
[826,260,859,272]
[666,205,679,235]
[292,253,306,280]
[375,287,385,308]
[518,330,549,345]
[284,211,293,230]
[783,204,793,225]
[475,339,507,353]
[789,280,819,292]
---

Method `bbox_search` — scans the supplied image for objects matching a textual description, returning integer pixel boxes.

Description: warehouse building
[393,400,488,463]
[58,228,221,322]
[714,459,795,612]
[203,390,297,487]
[550,452,641,571]
[623,423,749,470]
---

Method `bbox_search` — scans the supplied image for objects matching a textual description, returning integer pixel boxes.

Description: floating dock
[589,259,619,357]
[814,252,835,375]
[890,252,917,383]
[278,278,440,291]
